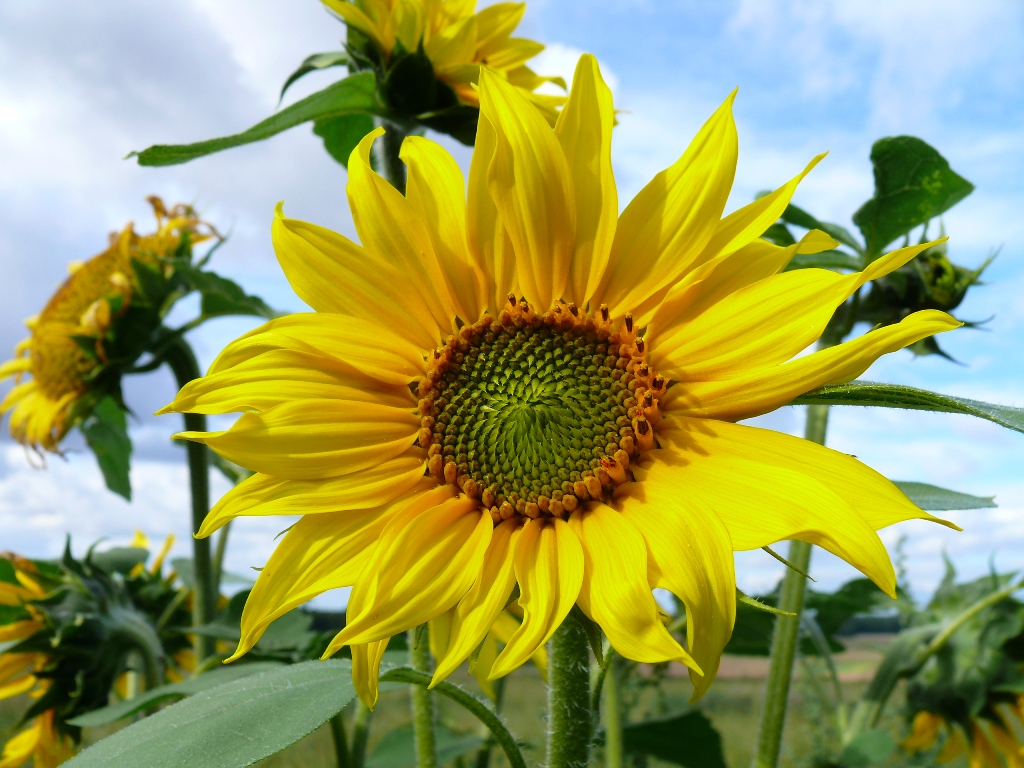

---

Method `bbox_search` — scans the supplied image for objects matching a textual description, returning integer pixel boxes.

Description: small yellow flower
[0,198,212,453]
[164,55,958,708]
[324,0,564,119]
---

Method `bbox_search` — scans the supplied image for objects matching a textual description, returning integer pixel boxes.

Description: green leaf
[622,711,727,768]
[0,558,18,586]
[90,547,148,575]
[792,380,1024,435]
[179,266,277,320]
[313,112,375,167]
[132,72,381,166]
[852,136,974,256]
[280,51,349,102]
[366,723,484,768]
[893,481,996,511]
[380,667,527,768]
[839,729,896,768]
[784,250,862,272]
[0,604,31,625]
[63,660,357,768]
[80,396,133,500]
[68,662,283,727]
[131,258,169,304]
[781,203,863,252]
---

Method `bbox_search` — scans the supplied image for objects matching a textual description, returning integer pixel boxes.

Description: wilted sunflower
[325,0,564,120]
[0,198,214,454]
[903,708,1024,768]
[164,55,958,708]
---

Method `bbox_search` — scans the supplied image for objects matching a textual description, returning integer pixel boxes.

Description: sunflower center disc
[419,308,655,521]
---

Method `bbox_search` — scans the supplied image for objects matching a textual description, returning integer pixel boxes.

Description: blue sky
[0,0,1021,606]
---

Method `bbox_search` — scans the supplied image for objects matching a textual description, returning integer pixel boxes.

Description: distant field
[0,636,913,768]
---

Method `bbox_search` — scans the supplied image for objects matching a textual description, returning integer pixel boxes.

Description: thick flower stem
[752,404,830,768]
[547,614,593,768]
[377,119,410,193]
[410,626,438,768]
[603,653,624,768]
[164,338,216,663]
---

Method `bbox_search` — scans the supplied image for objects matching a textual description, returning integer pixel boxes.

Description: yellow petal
[902,711,942,752]
[653,240,944,381]
[479,67,576,309]
[474,3,525,58]
[402,137,487,323]
[617,470,734,698]
[648,429,897,597]
[208,313,427,386]
[0,620,41,642]
[348,128,456,338]
[392,0,424,53]
[325,496,492,652]
[466,112,516,312]
[161,348,414,416]
[554,54,617,306]
[322,0,390,51]
[175,399,419,480]
[488,611,547,678]
[352,638,390,710]
[425,15,477,69]
[659,415,956,534]
[428,608,455,662]
[569,504,698,670]
[488,518,582,679]
[470,632,500,699]
[595,91,738,317]
[197,451,429,537]
[662,310,961,422]
[432,519,521,684]
[272,206,446,350]
[232,484,453,660]
[480,37,544,71]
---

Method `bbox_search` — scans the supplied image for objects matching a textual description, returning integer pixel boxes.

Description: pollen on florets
[417,298,667,523]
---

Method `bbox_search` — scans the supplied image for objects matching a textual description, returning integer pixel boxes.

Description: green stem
[473,677,504,768]
[603,653,623,768]
[212,520,231,594]
[752,404,829,768]
[350,700,373,768]
[330,710,351,768]
[377,119,409,193]
[409,626,437,768]
[547,614,593,768]
[164,338,216,663]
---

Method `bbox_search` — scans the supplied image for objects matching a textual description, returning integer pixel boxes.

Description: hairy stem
[410,626,437,768]
[752,404,829,768]
[547,614,593,768]
[164,338,216,662]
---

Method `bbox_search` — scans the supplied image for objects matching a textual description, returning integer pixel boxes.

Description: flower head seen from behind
[0,198,215,456]
[164,54,960,708]
[324,0,564,129]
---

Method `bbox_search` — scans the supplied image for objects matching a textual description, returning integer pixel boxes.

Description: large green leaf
[894,481,996,511]
[131,72,382,166]
[366,723,483,768]
[68,662,283,727]
[280,51,349,102]
[80,396,133,500]
[781,203,863,253]
[852,136,974,256]
[313,112,375,168]
[840,729,896,768]
[792,380,1024,434]
[622,711,727,768]
[63,660,357,768]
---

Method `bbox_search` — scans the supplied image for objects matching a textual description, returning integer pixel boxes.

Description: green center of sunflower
[418,299,665,522]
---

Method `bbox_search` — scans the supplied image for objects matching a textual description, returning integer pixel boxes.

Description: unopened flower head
[0,198,215,453]
[165,55,960,708]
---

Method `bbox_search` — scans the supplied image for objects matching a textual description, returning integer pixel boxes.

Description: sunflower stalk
[603,652,624,768]
[163,337,216,662]
[753,403,829,768]
[409,625,438,768]
[548,613,593,768]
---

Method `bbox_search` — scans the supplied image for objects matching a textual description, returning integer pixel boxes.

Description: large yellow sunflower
[324,0,564,117]
[0,198,213,453]
[163,55,958,708]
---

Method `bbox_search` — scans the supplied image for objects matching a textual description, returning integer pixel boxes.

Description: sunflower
[0,711,75,768]
[0,198,214,454]
[324,0,564,119]
[903,708,1024,768]
[163,55,958,708]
